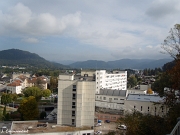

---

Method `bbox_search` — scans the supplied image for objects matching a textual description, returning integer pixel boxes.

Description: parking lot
[94,121,117,134]
[0,122,12,135]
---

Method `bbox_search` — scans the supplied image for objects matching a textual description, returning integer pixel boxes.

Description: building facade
[95,70,127,94]
[57,74,95,127]
[95,89,126,111]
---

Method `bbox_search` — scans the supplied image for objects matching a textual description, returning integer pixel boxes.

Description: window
[134,106,136,109]
[114,98,118,100]
[103,97,106,100]
[72,102,76,108]
[109,98,112,102]
[120,99,124,100]
[72,111,75,116]
[87,133,91,135]
[72,85,76,92]
[72,94,76,99]
[72,119,75,125]
[141,106,142,111]
[148,106,149,112]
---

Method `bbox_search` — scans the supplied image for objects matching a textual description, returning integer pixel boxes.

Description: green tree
[1,93,12,120]
[128,75,137,88]
[18,96,39,120]
[40,111,47,119]
[119,111,168,135]
[42,89,51,97]
[152,72,172,97]
[1,93,12,105]
[50,76,58,93]
[23,87,42,101]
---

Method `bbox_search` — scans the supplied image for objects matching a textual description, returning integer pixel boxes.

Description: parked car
[95,131,102,134]
[117,124,127,130]
[105,120,110,123]
[95,123,102,127]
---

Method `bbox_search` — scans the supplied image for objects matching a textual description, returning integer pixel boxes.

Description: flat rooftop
[127,94,164,102]
[11,121,92,134]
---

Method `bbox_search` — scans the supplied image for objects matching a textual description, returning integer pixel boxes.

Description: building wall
[95,70,127,94]
[95,95,125,110]
[81,71,95,77]
[7,85,22,94]
[127,89,146,95]
[95,112,121,122]
[124,100,168,116]
[57,75,95,127]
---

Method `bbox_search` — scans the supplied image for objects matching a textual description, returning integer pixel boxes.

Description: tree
[50,76,58,93]
[119,111,168,135]
[152,72,172,97]
[161,24,180,59]
[40,111,47,119]
[18,96,39,120]
[42,89,51,97]
[23,87,42,101]
[35,78,44,89]
[1,93,12,120]
[128,75,137,88]
[1,93,12,105]
[147,88,153,94]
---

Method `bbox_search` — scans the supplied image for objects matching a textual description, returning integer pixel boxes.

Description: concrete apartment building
[57,74,95,127]
[95,70,127,94]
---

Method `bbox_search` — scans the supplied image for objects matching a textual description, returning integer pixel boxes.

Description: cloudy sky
[0,0,179,63]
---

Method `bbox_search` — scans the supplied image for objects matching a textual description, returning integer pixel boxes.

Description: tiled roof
[7,81,21,87]
[28,77,46,84]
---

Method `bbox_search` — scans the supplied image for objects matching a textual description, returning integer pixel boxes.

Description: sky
[0,0,179,64]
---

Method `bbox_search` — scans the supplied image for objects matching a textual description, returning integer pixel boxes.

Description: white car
[95,123,102,127]
[117,124,127,130]
[95,131,102,134]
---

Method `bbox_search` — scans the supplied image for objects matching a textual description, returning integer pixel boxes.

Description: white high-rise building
[57,74,95,127]
[95,70,127,94]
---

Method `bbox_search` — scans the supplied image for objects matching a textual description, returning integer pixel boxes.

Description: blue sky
[0,0,179,64]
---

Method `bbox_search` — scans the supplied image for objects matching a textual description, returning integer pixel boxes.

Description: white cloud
[0,3,81,36]
[0,0,178,61]
[22,38,39,43]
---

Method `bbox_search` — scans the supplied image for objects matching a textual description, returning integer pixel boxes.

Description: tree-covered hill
[0,49,68,69]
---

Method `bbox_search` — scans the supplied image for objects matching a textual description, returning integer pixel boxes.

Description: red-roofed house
[7,80,22,94]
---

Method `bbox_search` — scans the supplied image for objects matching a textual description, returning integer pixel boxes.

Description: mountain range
[0,49,173,70]
[69,59,173,70]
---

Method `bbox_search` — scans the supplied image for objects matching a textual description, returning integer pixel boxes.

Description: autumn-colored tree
[42,89,51,97]
[35,78,44,89]
[23,87,42,101]
[18,96,39,120]
[147,88,153,94]
[168,59,180,90]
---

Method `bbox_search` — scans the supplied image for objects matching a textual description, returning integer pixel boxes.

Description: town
[0,65,179,135]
